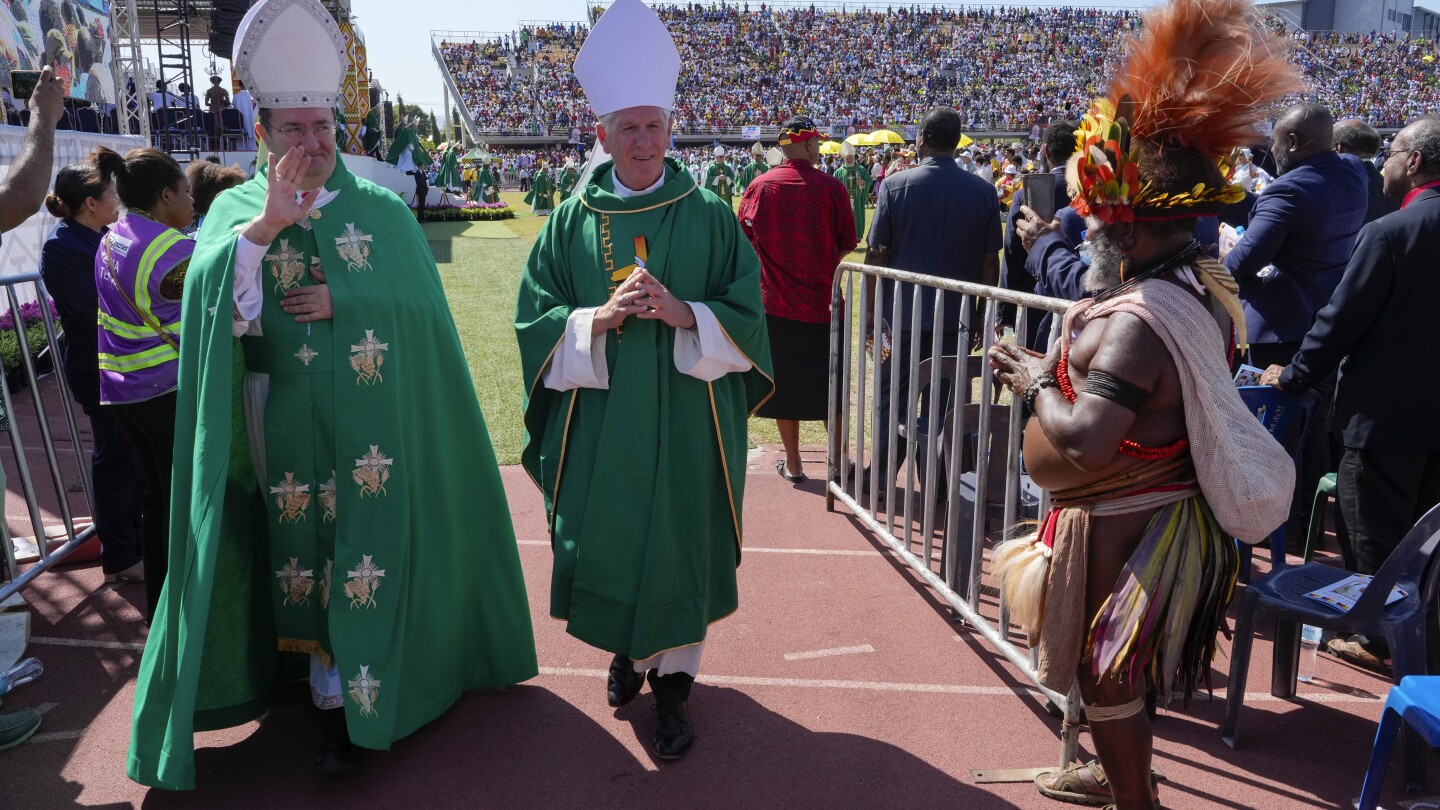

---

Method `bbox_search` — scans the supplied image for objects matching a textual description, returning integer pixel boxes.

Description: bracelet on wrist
[1022,372,1059,411]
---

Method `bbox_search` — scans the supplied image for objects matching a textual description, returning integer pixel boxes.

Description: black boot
[315,707,362,776]
[647,670,695,760]
[608,654,645,708]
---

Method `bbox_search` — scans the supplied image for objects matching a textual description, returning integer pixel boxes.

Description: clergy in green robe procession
[435,143,461,191]
[384,116,430,220]
[524,159,557,214]
[832,140,873,245]
[127,0,537,790]
[361,108,382,158]
[557,158,581,201]
[516,0,771,763]
[704,145,736,206]
[737,141,767,194]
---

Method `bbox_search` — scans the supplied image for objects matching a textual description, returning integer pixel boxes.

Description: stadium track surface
[0,380,1428,808]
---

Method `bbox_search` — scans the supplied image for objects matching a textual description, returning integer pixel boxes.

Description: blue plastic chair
[1222,501,1440,790]
[1234,386,1316,582]
[1358,676,1440,807]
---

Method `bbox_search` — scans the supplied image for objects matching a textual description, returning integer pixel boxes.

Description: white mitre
[573,0,680,116]
[234,0,347,109]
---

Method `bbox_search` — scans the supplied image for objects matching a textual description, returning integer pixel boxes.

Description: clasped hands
[592,268,695,335]
[243,146,332,324]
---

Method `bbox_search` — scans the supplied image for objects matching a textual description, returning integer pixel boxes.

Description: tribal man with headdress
[988,1,1298,807]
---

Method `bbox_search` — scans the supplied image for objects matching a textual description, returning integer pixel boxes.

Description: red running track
[0,444,1427,809]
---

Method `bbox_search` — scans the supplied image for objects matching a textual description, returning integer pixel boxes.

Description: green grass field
[430,190,873,465]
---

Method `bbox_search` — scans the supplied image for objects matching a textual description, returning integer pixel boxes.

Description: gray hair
[597,108,672,132]
[1405,117,1440,176]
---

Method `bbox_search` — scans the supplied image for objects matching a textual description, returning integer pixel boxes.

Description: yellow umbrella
[863,129,906,145]
[819,140,842,155]
[844,132,869,146]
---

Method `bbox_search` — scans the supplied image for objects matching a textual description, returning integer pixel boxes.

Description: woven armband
[1081,369,1148,413]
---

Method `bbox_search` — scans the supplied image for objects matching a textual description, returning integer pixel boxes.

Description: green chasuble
[516,157,773,660]
[524,169,556,213]
[128,153,537,790]
[833,162,872,243]
[558,168,580,201]
[737,160,768,195]
[705,161,736,206]
[362,110,381,155]
[470,165,500,203]
[436,147,461,190]
[383,125,426,169]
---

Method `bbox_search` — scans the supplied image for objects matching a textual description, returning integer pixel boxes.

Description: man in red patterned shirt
[738,115,857,482]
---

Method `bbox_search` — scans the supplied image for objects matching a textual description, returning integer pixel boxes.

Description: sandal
[775,460,806,483]
[1326,637,1393,675]
[1035,761,1162,806]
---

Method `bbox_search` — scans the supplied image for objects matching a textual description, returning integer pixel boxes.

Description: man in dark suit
[862,106,1001,496]
[1262,116,1440,669]
[1334,118,1400,225]
[1002,121,1080,347]
[1227,103,1368,539]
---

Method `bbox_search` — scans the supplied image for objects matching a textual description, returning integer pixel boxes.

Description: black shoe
[648,670,695,760]
[315,708,362,776]
[608,654,645,708]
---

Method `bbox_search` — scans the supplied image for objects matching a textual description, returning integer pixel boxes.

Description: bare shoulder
[1070,310,1172,388]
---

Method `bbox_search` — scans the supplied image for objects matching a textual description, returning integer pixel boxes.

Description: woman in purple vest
[39,159,147,586]
[92,146,193,621]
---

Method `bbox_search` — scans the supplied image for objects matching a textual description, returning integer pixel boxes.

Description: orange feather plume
[1109,0,1307,158]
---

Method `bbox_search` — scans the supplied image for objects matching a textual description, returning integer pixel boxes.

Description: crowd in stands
[439,4,1440,137]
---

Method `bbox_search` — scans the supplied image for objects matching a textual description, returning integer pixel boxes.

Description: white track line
[536,667,1380,702]
[28,636,145,651]
[784,644,876,661]
[516,539,890,557]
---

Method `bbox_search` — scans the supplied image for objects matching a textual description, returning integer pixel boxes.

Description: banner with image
[740,125,762,140]
[0,0,116,104]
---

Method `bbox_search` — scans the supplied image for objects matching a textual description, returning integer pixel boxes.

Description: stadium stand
[439,4,1440,137]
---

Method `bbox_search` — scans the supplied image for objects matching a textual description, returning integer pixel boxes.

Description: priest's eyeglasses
[275,123,337,139]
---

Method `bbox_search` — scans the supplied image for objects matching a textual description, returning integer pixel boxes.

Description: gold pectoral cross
[610,235,649,283]
[607,235,650,342]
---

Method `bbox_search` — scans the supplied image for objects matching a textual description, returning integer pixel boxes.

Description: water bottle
[1297,625,1323,683]
[1077,229,1092,266]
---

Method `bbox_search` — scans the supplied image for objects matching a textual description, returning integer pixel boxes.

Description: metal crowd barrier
[0,272,95,603]
[826,260,1085,777]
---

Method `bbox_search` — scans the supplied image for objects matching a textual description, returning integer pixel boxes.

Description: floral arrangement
[0,300,60,377]
[414,201,515,222]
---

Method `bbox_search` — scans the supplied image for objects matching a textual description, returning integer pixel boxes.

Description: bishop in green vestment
[435,144,461,190]
[832,145,872,245]
[383,120,427,170]
[558,162,581,201]
[361,109,381,158]
[737,149,768,195]
[524,162,557,214]
[705,151,736,206]
[128,106,537,790]
[515,105,771,760]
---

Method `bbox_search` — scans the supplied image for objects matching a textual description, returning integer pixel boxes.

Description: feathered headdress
[1069,0,1307,224]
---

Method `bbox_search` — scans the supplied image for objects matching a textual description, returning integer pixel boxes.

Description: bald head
[1383,117,1440,197]
[1333,118,1382,159]
[1272,103,1334,174]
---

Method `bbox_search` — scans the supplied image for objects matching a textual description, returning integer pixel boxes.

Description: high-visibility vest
[94,212,193,405]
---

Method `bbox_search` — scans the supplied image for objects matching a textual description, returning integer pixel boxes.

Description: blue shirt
[868,155,1002,331]
[1223,150,1368,344]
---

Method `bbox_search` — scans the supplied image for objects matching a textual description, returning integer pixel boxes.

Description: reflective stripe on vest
[133,228,186,318]
[98,309,182,341]
[97,343,179,373]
